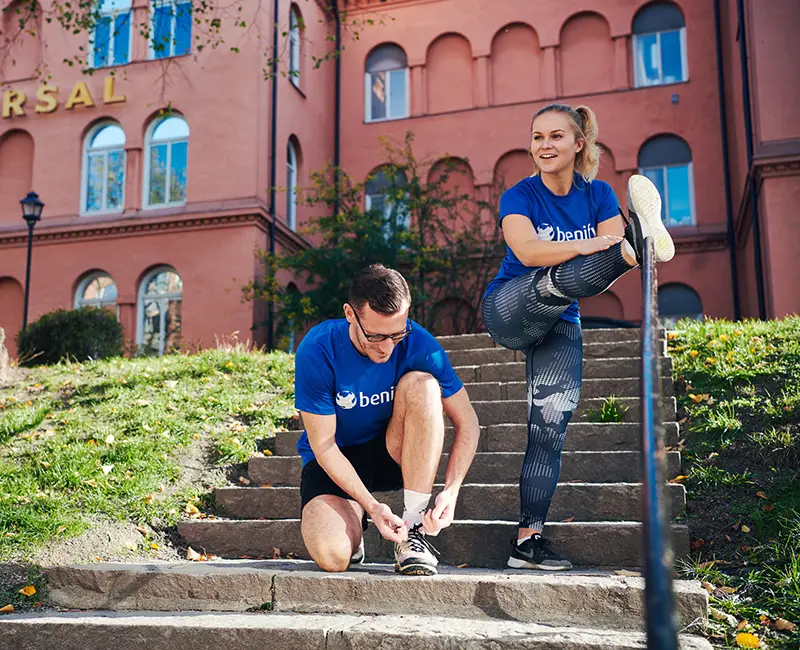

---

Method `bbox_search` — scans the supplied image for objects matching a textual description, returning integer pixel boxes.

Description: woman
[482,103,674,570]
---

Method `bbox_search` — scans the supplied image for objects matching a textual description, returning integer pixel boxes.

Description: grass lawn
[670,317,799,649]
[0,342,295,611]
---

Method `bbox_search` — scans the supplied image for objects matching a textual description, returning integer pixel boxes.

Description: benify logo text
[335,387,395,410]
[536,223,597,242]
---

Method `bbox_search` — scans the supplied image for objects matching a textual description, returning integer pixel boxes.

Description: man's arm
[441,387,480,491]
[302,410,407,542]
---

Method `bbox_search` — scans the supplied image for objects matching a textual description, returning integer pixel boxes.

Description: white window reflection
[137,268,183,355]
[75,272,118,314]
[83,123,126,214]
[145,115,189,208]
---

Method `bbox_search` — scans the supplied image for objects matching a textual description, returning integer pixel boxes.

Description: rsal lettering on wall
[335,387,395,410]
[2,75,126,119]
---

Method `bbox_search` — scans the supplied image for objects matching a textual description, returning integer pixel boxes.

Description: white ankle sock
[402,489,431,529]
[517,534,533,546]
[623,240,639,265]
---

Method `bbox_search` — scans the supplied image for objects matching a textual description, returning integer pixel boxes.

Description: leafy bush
[17,308,123,366]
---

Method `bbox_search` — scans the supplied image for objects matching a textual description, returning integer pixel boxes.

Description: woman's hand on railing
[574,235,623,257]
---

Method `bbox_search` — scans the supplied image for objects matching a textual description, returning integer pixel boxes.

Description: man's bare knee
[301,495,362,573]
[396,371,442,407]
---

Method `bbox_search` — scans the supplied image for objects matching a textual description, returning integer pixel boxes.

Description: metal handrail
[640,237,679,649]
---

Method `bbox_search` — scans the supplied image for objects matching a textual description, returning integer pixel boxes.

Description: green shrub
[17,308,123,366]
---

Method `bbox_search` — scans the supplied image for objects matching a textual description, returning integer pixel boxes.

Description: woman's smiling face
[530,111,584,176]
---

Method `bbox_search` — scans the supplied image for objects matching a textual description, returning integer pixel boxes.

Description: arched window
[75,272,118,312]
[90,0,132,68]
[82,123,126,214]
[287,139,298,230]
[137,267,183,355]
[638,135,694,226]
[150,0,192,59]
[289,6,301,87]
[658,283,702,328]
[365,167,410,236]
[632,2,687,87]
[145,115,189,208]
[365,44,409,122]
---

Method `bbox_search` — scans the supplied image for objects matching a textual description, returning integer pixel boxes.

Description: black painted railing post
[641,237,679,650]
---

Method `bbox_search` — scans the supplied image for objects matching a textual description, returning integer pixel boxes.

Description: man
[294,264,480,575]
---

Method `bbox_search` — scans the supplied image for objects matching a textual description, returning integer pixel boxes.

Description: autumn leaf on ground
[263,449,273,456]
[272,547,282,559]
[755,491,767,499]
[736,620,750,631]
[775,618,797,632]
[735,632,760,648]
[562,515,574,522]
[150,543,159,550]
[0,605,14,613]
[741,524,751,533]
[186,547,202,561]
[456,563,469,568]
[238,476,251,485]
[184,503,200,516]
[18,586,36,597]
[670,475,688,483]
[105,434,115,444]
[697,560,716,570]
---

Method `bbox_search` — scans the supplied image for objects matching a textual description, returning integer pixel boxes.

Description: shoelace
[406,524,441,557]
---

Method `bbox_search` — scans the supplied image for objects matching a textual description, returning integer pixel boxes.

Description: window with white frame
[289,6,301,88]
[145,115,189,208]
[83,123,126,214]
[75,272,118,312]
[91,0,132,68]
[365,167,410,237]
[150,0,192,59]
[638,134,695,227]
[286,139,298,230]
[137,267,183,356]
[365,44,409,122]
[632,2,687,87]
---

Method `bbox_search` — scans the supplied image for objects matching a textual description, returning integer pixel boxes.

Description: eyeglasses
[349,305,412,343]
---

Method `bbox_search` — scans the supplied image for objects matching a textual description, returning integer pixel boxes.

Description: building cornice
[672,227,730,254]
[0,207,311,254]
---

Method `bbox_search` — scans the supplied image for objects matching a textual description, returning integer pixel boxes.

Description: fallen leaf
[101,464,114,475]
[709,607,738,627]
[285,553,298,560]
[184,503,200,516]
[562,515,575,522]
[94,556,102,562]
[0,605,14,613]
[239,555,254,559]
[105,434,115,444]
[456,563,469,568]
[136,400,151,407]
[755,491,767,499]
[737,620,750,631]
[263,449,273,456]
[272,547,282,559]
[691,538,706,550]
[741,524,751,534]
[614,570,641,577]
[701,581,715,592]
[150,543,159,550]
[57,526,66,534]
[732,520,742,531]
[671,475,689,483]
[718,586,738,594]
[763,504,775,512]
[260,483,272,489]
[775,618,797,632]
[135,525,148,536]
[238,476,251,485]
[698,560,716,570]
[186,547,202,561]
[18,585,36,597]
[741,545,752,552]
[726,535,733,543]
[735,632,760,648]
[143,494,155,504]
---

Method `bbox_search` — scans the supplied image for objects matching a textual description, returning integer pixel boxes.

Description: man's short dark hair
[349,264,411,315]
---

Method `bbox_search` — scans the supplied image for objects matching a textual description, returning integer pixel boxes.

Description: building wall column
[131,0,150,62]
[475,55,490,108]
[613,36,630,90]
[410,64,425,117]
[542,46,558,99]
[125,146,143,213]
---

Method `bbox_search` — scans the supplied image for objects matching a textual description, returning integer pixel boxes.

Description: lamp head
[20,191,44,224]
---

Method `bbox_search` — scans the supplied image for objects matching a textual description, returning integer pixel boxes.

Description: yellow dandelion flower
[688,350,699,358]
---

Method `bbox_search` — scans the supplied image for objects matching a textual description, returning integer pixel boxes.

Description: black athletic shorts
[299,433,404,530]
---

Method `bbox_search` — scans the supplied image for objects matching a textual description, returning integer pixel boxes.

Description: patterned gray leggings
[481,243,633,530]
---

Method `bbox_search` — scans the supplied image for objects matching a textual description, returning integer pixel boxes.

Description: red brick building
[1,0,798,357]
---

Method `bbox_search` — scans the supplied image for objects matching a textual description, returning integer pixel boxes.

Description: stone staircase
[1,328,711,650]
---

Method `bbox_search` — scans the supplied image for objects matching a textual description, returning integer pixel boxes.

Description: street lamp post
[20,191,45,330]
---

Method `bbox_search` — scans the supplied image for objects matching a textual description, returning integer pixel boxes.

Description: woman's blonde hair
[529,103,601,182]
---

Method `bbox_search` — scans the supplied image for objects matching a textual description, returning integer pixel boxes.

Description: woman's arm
[503,214,623,267]
[597,215,625,238]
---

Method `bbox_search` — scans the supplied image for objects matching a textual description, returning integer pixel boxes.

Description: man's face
[345,301,410,363]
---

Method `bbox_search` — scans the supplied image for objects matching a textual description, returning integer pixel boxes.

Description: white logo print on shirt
[537,222,597,242]
[335,391,357,409]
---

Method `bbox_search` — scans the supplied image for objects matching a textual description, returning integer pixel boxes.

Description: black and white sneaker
[625,174,675,264]
[350,537,365,565]
[507,534,573,571]
[394,524,440,576]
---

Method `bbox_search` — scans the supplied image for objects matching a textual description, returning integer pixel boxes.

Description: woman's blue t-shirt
[485,174,620,323]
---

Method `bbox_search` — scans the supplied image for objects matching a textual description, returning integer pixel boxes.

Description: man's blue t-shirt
[485,173,620,323]
[294,318,463,465]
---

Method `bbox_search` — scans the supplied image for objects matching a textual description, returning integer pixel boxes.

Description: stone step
[464,377,674,401]
[0,611,712,650]
[273,422,680,455]
[248,450,682,487]
[177,520,691,569]
[215,482,686,522]
[437,328,665,350]
[41,562,708,637]
[458,356,672,383]
[469,397,676,425]
[446,340,666,368]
